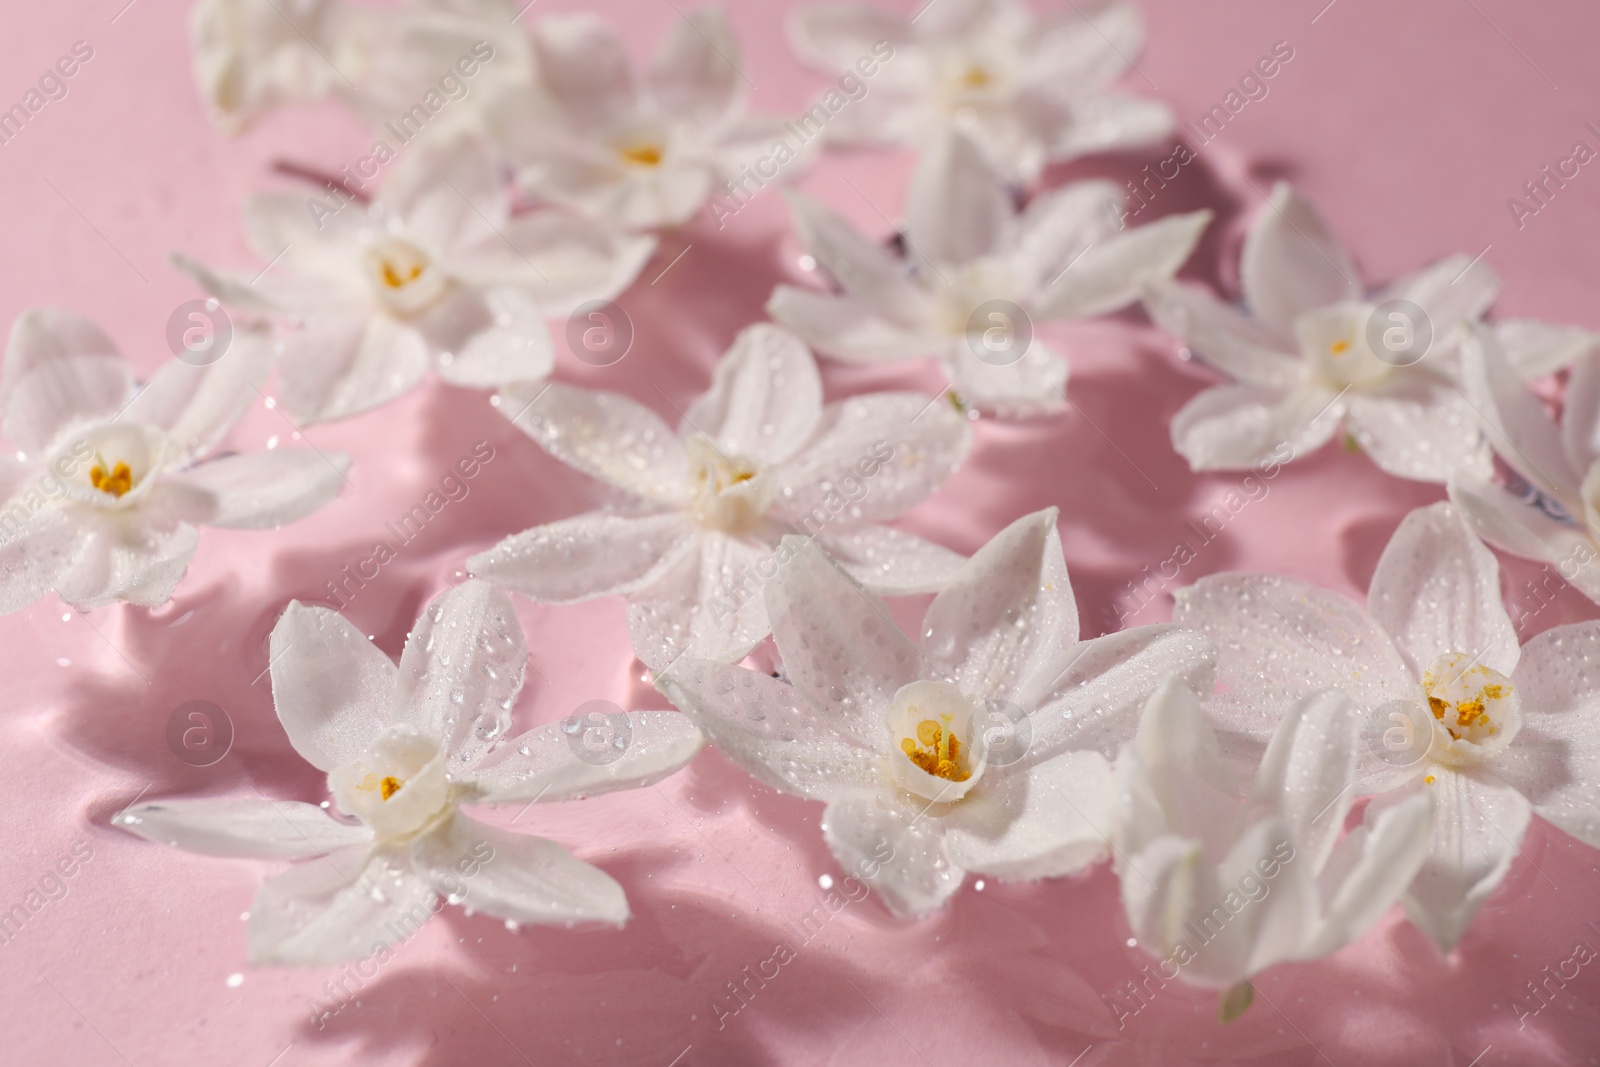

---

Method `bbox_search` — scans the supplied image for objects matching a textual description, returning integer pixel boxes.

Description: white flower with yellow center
[114,581,704,965]
[176,129,655,425]
[484,9,814,231]
[656,509,1219,917]
[769,130,1210,415]
[0,308,348,614]
[1174,502,1600,952]
[469,323,972,672]
[786,0,1173,183]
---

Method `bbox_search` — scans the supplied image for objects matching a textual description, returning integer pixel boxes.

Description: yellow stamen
[380,261,424,289]
[899,712,969,782]
[620,144,664,167]
[962,66,992,89]
[90,461,133,497]
[379,775,403,801]
[1329,339,1350,356]
[1424,775,1435,784]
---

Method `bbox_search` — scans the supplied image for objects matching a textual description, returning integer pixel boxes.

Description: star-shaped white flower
[657,509,1219,917]
[1173,502,1600,952]
[190,0,534,134]
[469,323,971,671]
[1143,182,1504,483]
[0,309,347,614]
[1450,326,1600,606]
[484,8,815,231]
[1112,678,1432,1010]
[787,0,1173,184]
[177,130,655,425]
[114,581,704,965]
[768,130,1211,414]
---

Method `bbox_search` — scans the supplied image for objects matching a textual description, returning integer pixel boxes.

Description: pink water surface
[3,1,1599,1064]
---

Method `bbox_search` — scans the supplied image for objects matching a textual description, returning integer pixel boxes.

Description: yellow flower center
[619,143,664,167]
[379,260,423,289]
[899,712,970,782]
[90,461,134,497]
[360,772,405,801]
[1329,339,1350,356]
[1420,652,1519,752]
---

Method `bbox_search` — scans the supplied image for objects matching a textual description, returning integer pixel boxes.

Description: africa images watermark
[0,841,95,949]
[705,41,897,229]
[0,40,95,148]
[1505,119,1600,231]
[1511,923,1599,1030]
[0,437,95,547]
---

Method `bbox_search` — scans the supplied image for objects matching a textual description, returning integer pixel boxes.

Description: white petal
[1497,318,1599,380]
[420,287,555,389]
[241,191,370,274]
[3,310,131,452]
[1378,254,1499,347]
[1498,621,1600,849]
[784,190,931,326]
[766,287,936,365]
[1561,350,1600,474]
[625,532,772,672]
[921,509,1076,704]
[470,511,698,604]
[277,314,431,426]
[1388,769,1531,953]
[682,324,822,467]
[0,504,73,615]
[413,814,628,926]
[1171,382,1340,472]
[654,660,881,800]
[375,129,506,254]
[1043,93,1175,167]
[1141,281,1300,388]
[942,334,1069,415]
[1239,183,1361,335]
[448,211,656,315]
[530,14,637,125]
[821,789,965,918]
[1247,689,1358,870]
[1306,791,1433,958]
[648,6,742,122]
[393,580,527,773]
[1342,380,1492,485]
[120,324,273,461]
[943,749,1114,880]
[167,449,349,529]
[818,524,966,595]
[1114,677,1239,856]
[114,798,371,859]
[270,599,400,771]
[770,391,970,525]
[1368,501,1519,677]
[1006,180,1121,292]
[765,536,921,739]
[1447,478,1600,605]
[50,509,201,612]
[473,710,704,804]
[904,130,1011,268]
[1029,2,1144,89]
[786,6,913,80]
[495,381,690,506]
[1461,324,1581,504]
[249,847,437,966]
[1031,210,1211,322]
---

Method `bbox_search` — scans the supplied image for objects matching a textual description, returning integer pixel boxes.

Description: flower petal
[1029,1,1144,89]
[817,524,966,596]
[413,814,629,927]
[1042,93,1174,168]
[784,190,931,326]
[1306,791,1433,958]
[270,599,400,771]
[1497,319,1600,380]
[120,324,273,461]
[654,660,882,799]
[3,309,132,452]
[419,286,555,389]
[1447,478,1600,605]
[821,788,965,918]
[1498,621,1600,850]
[1377,254,1499,347]
[530,14,637,125]
[470,511,699,604]
[1114,677,1239,857]
[1240,183,1361,335]
[1561,349,1600,475]
[167,449,349,529]
[1368,501,1519,677]
[1343,379,1492,485]
[375,129,506,254]
[1006,179,1120,291]
[786,6,914,80]
[1461,324,1581,505]
[113,798,372,859]
[1031,210,1211,322]
[648,6,742,122]
[943,749,1115,880]
[1247,689,1358,870]
[766,286,937,365]
[248,847,437,966]
[626,531,773,672]
[495,381,690,506]
[50,509,201,612]
[277,314,431,426]
[682,324,822,467]
[473,710,704,804]
[0,508,73,615]
[393,580,527,773]
[448,211,656,316]
[904,130,1011,268]
[1171,382,1339,472]
[1141,281,1300,388]
[942,334,1069,414]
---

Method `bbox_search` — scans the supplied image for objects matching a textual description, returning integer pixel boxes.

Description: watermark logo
[166,700,233,767]
[166,298,232,366]
[977,698,1032,768]
[1361,699,1433,768]
[564,300,634,367]
[1365,299,1432,368]
[561,700,632,765]
[966,299,1033,367]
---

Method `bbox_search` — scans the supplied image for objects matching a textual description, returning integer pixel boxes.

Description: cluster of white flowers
[2,0,1585,1025]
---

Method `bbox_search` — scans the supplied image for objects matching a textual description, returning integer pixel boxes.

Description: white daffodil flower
[768,130,1211,415]
[1173,502,1600,953]
[1112,678,1432,1018]
[787,0,1172,184]
[190,0,534,135]
[657,508,1219,917]
[1143,182,1505,483]
[1449,326,1600,606]
[484,8,815,231]
[0,308,347,614]
[176,130,655,425]
[114,581,704,965]
[469,323,971,671]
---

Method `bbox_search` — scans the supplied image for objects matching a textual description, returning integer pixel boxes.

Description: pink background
[3,0,1600,1063]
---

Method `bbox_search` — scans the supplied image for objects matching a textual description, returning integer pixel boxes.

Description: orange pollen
[899,714,969,782]
[1424,775,1436,784]
[620,144,664,167]
[379,776,403,801]
[90,461,133,497]
[1329,339,1351,356]
[380,261,424,288]
[962,66,992,89]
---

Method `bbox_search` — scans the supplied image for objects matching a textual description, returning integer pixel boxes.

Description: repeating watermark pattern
[561,699,632,765]
[166,298,232,366]
[1365,299,1432,367]
[0,842,94,949]
[0,437,94,548]
[1509,542,1597,632]
[564,300,634,367]
[165,700,234,768]
[1512,927,1598,1030]
[307,40,498,229]
[977,698,1032,768]
[322,440,496,610]
[1506,121,1600,231]
[1361,699,1435,768]
[306,839,496,1029]
[0,40,95,148]
[966,299,1034,368]
[706,42,897,229]
[1103,840,1296,1030]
